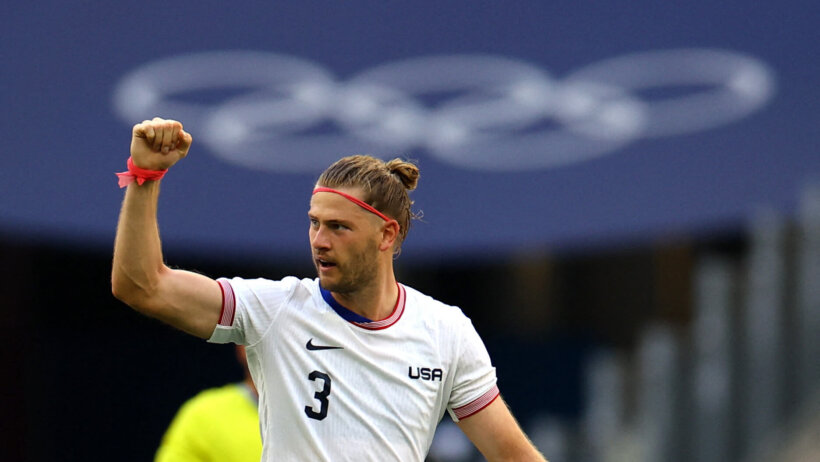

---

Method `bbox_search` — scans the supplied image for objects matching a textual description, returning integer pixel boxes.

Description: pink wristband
[115,158,168,188]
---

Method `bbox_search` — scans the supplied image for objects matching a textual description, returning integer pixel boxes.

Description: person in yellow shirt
[155,346,261,462]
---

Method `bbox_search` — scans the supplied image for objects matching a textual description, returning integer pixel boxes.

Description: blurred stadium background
[2,1,819,461]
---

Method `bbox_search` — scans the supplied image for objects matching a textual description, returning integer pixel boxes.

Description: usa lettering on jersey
[408,366,443,381]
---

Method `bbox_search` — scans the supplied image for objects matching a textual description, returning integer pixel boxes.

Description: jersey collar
[320,283,406,330]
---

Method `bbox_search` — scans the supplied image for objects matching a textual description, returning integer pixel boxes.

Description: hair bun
[385,159,420,191]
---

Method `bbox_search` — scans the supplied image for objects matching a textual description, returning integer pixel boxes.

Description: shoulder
[158,384,261,459]
[223,276,319,302]
[223,275,312,291]
[181,384,249,411]
[172,384,256,427]
[402,284,471,327]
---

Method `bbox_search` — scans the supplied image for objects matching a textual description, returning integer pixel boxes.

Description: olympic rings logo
[112,49,775,172]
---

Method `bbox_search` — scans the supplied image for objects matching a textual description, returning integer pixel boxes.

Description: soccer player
[112,117,547,461]
[154,346,262,462]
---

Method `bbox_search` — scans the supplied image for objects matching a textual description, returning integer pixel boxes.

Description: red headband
[312,187,395,225]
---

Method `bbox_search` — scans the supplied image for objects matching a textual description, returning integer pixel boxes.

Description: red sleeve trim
[453,385,500,420]
[216,278,236,326]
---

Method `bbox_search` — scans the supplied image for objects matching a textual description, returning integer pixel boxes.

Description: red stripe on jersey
[453,385,500,420]
[217,278,236,326]
[353,284,406,330]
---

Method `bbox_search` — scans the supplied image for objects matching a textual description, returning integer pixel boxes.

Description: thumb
[177,129,193,154]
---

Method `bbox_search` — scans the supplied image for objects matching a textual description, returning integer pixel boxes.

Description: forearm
[111,180,168,310]
[111,119,222,338]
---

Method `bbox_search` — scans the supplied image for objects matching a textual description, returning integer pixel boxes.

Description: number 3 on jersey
[305,370,332,420]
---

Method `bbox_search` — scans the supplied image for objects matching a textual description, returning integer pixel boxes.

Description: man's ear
[378,221,400,252]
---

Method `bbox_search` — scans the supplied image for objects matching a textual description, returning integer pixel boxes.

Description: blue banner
[3,1,818,259]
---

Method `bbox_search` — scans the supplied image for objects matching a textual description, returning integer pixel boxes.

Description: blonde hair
[317,155,420,248]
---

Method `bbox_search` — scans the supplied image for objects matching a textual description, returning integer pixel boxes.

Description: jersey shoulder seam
[245,276,303,348]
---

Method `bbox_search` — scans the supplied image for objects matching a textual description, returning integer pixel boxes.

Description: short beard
[316,242,379,295]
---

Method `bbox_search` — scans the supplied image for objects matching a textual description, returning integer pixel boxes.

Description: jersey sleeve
[446,317,499,422]
[207,276,300,346]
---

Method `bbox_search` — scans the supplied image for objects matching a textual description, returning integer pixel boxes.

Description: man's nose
[311,226,330,250]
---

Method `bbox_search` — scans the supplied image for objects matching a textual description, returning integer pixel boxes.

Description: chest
[257,306,455,424]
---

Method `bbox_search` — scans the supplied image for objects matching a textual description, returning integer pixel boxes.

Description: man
[112,117,547,461]
[154,346,262,462]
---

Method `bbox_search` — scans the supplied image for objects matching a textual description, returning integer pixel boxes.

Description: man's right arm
[111,118,222,339]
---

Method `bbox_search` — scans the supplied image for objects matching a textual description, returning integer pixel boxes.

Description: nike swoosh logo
[306,338,344,351]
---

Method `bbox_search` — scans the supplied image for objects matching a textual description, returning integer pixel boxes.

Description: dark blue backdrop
[3,1,818,260]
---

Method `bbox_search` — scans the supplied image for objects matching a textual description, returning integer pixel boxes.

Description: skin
[236,345,257,396]
[112,118,222,339]
[111,117,546,462]
[308,187,400,320]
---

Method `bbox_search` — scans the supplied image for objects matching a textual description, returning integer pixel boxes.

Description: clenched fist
[130,117,193,171]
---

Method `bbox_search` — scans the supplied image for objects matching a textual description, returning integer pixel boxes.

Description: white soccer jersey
[208,276,499,462]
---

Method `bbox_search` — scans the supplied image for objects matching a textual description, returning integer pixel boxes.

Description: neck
[332,271,398,321]
[243,375,258,397]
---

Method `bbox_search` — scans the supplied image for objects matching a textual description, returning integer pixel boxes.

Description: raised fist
[130,117,193,170]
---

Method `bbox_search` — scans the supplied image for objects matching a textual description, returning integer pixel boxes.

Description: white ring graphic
[112,49,775,172]
[564,48,775,137]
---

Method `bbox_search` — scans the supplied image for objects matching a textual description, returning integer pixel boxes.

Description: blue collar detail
[320,286,373,323]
